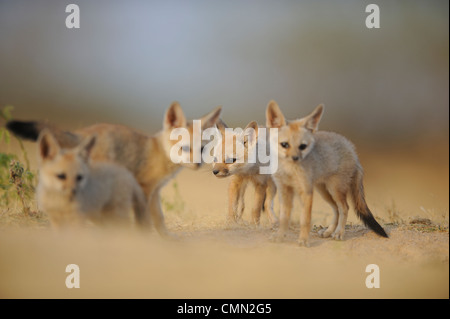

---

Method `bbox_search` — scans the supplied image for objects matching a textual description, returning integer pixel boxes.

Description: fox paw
[297,238,310,247]
[225,218,238,227]
[318,228,333,238]
[331,232,344,241]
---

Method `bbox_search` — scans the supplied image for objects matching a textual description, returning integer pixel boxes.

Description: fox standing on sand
[37,130,148,228]
[8,102,222,237]
[266,100,388,247]
[212,120,278,226]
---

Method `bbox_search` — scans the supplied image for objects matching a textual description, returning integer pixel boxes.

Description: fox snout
[60,186,77,201]
[282,149,301,162]
[212,167,229,178]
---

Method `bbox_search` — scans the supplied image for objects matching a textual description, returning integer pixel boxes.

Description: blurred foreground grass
[0,107,448,299]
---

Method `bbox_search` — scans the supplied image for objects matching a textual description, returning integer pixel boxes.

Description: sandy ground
[0,144,448,299]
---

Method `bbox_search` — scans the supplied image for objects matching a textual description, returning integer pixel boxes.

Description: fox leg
[148,189,172,239]
[236,178,248,220]
[228,175,243,222]
[132,183,152,229]
[298,190,313,247]
[264,178,278,226]
[316,184,339,238]
[141,182,175,239]
[328,188,349,240]
[271,185,293,242]
[251,181,266,225]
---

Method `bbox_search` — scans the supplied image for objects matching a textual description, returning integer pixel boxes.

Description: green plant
[0,106,36,215]
[385,200,404,225]
[161,180,185,215]
[0,105,30,170]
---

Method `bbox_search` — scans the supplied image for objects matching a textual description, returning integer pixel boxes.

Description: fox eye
[76,174,84,182]
[56,173,66,180]
[200,146,205,154]
[280,142,290,149]
[225,158,237,164]
[299,144,308,150]
[181,145,190,153]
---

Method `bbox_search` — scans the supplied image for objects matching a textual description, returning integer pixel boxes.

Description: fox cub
[212,120,278,226]
[8,102,222,237]
[37,130,148,228]
[266,101,388,246]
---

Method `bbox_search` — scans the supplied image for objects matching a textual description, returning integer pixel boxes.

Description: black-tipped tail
[6,120,41,141]
[7,120,81,148]
[351,163,389,238]
[358,210,389,238]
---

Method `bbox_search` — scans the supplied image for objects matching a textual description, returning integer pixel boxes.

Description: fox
[266,100,388,247]
[37,130,148,228]
[7,102,222,237]
[212,119,278,226]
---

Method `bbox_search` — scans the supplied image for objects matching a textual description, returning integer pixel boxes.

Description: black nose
[213,170,219,175]
[292,156,299,161]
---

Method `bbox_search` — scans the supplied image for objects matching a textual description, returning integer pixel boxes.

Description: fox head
[212,120,258,178]
[162,102,222,170]
[266,100,324,163]
[38,130,96,199]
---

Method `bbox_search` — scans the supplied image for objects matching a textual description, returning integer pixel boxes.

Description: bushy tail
[132,182,151,229]
[7,120,81,147]
[351,163,388,238]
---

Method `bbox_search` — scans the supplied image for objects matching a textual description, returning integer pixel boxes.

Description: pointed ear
[212,125,223,141]
[304,104,324,132]
[266,100,286,128]
[243,121,258,147]
[215,118,228,135]
[38,129,60,161]
[77,135,97,161]
[163,102,187,130]
[200,106,222,129]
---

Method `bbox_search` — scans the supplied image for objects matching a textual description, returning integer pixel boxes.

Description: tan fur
[212,120,278,225]
[266,100,387,246]
[37,131,148,229]
[31,103,222,237]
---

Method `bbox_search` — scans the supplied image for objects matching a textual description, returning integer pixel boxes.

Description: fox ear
[38,129,60,161]
[266,100,286,128]
[212,125,223,141]
[164,102,187,130]
[200,106,222,129]
[243,121,258,147]
[215,118,228,134]
[77,135,97,161]
[304,104,324,132]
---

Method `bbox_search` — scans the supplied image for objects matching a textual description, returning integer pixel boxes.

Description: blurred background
[0,0,448,144]
[0,0,448,214]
